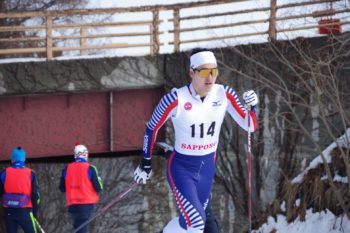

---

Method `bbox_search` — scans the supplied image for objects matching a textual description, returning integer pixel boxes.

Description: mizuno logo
[212,100,221,106]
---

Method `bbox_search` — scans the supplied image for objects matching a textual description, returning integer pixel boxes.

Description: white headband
[190,51,217,69]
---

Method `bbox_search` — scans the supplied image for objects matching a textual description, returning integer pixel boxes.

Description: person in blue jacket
[0,147,40,233]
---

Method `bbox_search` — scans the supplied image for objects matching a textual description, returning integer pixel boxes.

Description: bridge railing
[0,0,349,60]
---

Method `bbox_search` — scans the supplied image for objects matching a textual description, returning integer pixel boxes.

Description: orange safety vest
[65,162,99,206]
[3,167,33,208]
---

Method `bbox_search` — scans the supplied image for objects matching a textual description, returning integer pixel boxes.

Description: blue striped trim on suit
[143,91,178,158]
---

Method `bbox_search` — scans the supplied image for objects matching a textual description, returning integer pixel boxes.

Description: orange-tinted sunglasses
[193,68,219,78]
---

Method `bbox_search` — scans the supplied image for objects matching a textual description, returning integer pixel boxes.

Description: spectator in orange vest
[59,143,103,233]
[0,147,40,233]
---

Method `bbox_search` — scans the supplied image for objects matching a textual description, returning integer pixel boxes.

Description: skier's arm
[31,171,40,217]
[59,167,67,193]
[88,165,103,193]
[224,85,258,132]
[134,91,178,184]
[142,91,178,159]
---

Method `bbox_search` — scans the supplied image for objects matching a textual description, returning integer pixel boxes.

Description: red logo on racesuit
[184,102,192,111]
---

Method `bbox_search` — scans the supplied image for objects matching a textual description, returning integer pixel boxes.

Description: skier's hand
[134,158,152,184]
[243,90,258,107]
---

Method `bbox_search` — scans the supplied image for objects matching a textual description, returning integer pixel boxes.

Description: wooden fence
[0,0,349,60]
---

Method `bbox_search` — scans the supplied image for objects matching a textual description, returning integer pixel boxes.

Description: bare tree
[2,0,87,11]
[0,0,89,58]
[214,31,350,231]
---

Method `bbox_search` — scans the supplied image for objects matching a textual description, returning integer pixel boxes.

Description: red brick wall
[0,87,163,160]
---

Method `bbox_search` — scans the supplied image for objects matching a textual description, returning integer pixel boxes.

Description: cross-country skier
[134,48,258,233]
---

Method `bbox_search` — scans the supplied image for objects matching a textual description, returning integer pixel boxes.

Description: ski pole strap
[73,181,138,233]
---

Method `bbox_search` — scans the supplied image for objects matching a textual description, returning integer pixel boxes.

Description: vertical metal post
[151,10,160,55]
[46,17,53,60]
[173,8,180,52]
[22,96,26,111]
[80,27,87,56]
[268,0,277,41]
[66,94,70,108]
[110,91,113,152]
[150,24,154,55]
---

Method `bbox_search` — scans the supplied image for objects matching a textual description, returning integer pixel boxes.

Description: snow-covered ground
[254,209,350,233]
[293,128,350,184]
[254,129,350,233]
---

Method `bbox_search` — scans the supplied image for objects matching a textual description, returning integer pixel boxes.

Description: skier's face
[190,63,218,97]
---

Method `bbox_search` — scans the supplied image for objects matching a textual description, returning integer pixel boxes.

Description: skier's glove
[134,158,152,184]
[243,90,259,107]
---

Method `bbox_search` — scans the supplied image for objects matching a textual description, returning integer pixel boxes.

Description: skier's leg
[70,210,93,233]
[166,152,215,233]
[18,210,36,233]
[196,154,216,233]
[204,200,220,233]
[4,209,18,233]
[162,201,220,233]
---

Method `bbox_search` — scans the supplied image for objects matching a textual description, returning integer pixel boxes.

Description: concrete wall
[0,56,165,96]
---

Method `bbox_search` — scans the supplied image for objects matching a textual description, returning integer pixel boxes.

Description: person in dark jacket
[59,143,103,233]
[0,147,40,233]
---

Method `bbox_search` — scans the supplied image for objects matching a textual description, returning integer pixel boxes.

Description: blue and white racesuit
[143,83,257,232]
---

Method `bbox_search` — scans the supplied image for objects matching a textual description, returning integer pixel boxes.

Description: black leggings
[4,208,36,233]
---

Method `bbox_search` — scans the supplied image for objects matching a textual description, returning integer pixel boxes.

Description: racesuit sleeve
[224,85,258,132]
[31,171,40,216]
[59,167,67,193]
[143,91,178,159]
[88,165,103,193]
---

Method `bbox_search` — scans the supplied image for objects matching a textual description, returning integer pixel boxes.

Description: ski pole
[247,109,252,233]
[35,218,46,233]
[73,181,139,233]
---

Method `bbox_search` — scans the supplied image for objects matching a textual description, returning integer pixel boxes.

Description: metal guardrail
[0,0,349,60]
